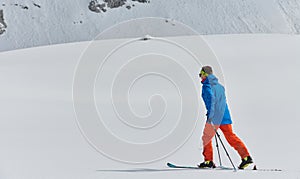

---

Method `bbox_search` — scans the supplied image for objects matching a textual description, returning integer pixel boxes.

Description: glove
[206,113,212,124]
[207,118,212,123]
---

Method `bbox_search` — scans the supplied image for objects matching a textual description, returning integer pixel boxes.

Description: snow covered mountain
[1,0,300,52]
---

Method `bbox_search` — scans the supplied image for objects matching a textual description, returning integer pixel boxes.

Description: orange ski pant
[202,123,250,161]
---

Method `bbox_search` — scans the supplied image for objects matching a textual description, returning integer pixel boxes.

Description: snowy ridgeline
[0,0,300,51]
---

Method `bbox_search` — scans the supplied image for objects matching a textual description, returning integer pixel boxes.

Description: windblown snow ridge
[277,0,300,33]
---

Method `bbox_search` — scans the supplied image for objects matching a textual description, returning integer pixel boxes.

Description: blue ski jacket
[201,74,232,125]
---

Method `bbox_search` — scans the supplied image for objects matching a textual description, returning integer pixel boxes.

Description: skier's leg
[219,124,250,159]
[202,123,218,161]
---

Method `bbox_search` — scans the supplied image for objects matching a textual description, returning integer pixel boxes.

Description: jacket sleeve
[203,85,215,120]
[208,87,216,120]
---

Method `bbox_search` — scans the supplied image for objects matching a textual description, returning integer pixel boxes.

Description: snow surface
[0,34,300,179]
[1,0,300,51]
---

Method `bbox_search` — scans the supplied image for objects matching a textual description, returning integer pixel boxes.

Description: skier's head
[199,66,213,80]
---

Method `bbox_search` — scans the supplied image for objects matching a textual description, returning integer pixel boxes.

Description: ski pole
[215,135,222,167]
[211,122,237,171]
[215,130,237,171]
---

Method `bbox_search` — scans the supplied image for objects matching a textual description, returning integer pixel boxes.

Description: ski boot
[238,156,253,169]
[198,161,216,168]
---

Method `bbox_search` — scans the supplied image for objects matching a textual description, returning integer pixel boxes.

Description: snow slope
[1,0,300,51]
[0,34,300,179]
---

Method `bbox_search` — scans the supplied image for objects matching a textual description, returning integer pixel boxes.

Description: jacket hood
[202,74,219,85]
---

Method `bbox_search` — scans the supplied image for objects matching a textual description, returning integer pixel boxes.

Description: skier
[198,66,253,169]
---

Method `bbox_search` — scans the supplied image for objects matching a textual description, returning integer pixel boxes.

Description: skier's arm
[207,87,216,121]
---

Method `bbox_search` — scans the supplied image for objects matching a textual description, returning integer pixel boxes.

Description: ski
[249,168,282,172]
[167,162,282,172]
[167,162,233,170]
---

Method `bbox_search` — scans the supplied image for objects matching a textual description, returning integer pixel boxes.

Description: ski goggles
[199,70,208,77]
